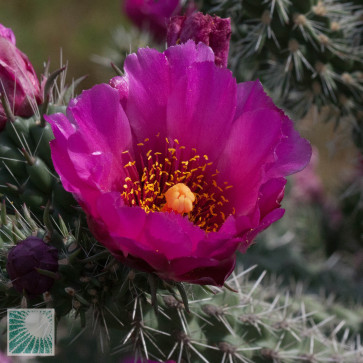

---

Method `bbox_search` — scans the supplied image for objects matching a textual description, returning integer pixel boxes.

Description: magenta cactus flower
[6,237,58,296]
[167,12,231,67]
[0,23,42,130]
[46,41,311,286]
[123,0,181,41]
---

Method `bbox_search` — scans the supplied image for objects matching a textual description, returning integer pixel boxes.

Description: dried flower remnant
[167,12,231,67]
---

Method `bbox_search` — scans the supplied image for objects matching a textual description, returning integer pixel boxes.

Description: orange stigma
[164,183,195,214]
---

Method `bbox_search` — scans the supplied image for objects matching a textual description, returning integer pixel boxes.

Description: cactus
[199,0,363,149]
[0,202,362,362]
[0,66,82,223]
[236,218,363,302]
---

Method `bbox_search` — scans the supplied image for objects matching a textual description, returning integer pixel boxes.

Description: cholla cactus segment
[0,65,83,223]
[200,0,363,139]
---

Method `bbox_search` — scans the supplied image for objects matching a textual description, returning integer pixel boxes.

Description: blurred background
[0,0,362,361]
[1,0,128,89]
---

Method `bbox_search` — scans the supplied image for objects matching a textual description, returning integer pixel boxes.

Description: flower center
[120,138,234,232]
[163,183,195,214]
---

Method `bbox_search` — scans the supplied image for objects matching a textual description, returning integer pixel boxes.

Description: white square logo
[7,309,55,356]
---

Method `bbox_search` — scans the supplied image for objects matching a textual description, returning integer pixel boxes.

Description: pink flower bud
[6,237,58,296]
[167,12,231,67]
[0,23,16,45]
[0,24,42,130]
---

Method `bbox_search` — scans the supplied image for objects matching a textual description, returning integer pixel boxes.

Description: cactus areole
[46,41,311,286]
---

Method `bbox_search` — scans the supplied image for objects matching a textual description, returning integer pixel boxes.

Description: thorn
[21,293,28,308]
[148,274,159,315]
[40,66,67,127]
[21,148,35,165]
[5,183,20,193]
[111,62,123,77]
[1,200,7,226]
[35,268,60,280]
[81,250,109,263]
[43,200,53,235]
[68,248,81,263]
[74,294,91,306]
[0,92,15,122]
[201,285,217,295]
[22,204,38,230]
[176,283,190,313]
[224,282,238,293]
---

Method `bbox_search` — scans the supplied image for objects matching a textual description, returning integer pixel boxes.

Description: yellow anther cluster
[120,138,234,232]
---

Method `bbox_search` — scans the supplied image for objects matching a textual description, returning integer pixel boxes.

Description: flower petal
[124,48,170,150]
[164,40,215,83]
[217,109,283,215]
[266,116,312,178]
[67,83,132,157]
[166,61,236,161]
[234,80,276,120]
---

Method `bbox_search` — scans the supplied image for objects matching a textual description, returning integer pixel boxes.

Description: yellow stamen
[120,137,234,232]
[164,183,195,214]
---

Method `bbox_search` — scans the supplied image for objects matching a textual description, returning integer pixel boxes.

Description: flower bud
[6,237,58,296]
[0,23,42,130]
[167,12,231,67]
[0,23,15,44]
